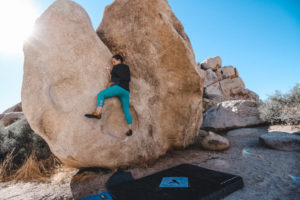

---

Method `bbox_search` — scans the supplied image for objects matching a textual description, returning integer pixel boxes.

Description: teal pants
[97,85,132,125]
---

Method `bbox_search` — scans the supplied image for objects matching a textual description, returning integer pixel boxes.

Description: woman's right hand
[106,66,111,75]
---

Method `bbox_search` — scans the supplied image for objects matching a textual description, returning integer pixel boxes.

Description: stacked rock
[198,56,258,111]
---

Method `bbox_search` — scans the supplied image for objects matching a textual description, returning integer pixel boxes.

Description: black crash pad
[107,164,244,200]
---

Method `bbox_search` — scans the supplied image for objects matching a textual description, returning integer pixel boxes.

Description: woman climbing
[85,54,133,136]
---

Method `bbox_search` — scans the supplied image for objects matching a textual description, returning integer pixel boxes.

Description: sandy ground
[0,126,299,200]
[268,125,300,133]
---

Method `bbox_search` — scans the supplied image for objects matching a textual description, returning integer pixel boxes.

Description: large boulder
[216,65,238,80]
[22,0,113,168]
[96,0,204,164]
[202,100,265,131]
[22,0,205,168]
[259,132,300,152]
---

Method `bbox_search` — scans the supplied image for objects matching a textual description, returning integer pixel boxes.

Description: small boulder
[200,131,230,151]
[259,132,300,152]
[219,77,245,97]
[0,112,24,127]
[200,56,222,71]
[216,65,238,80]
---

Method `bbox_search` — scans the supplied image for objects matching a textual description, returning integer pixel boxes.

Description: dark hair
[112,54,124,62]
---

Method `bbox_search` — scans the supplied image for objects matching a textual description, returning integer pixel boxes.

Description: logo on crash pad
[159,177,189,188]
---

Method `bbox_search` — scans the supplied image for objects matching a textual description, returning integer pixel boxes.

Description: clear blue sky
[0,0,299,113]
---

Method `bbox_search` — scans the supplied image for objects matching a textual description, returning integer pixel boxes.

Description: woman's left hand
[106,82,115,88]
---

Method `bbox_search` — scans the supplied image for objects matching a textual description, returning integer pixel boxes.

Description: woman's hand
[106,81,115,88]
[106,66,111,75]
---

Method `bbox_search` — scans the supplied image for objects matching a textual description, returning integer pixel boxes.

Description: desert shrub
[0,151,61,182]
[0,117,62,182]
[0,116,51,165]
[258,84,300,125]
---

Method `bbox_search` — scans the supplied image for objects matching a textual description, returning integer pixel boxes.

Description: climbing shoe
[85,112,102,119]
[126,129,133,136]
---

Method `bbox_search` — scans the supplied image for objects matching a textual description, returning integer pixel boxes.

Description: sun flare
[0,0,39,55]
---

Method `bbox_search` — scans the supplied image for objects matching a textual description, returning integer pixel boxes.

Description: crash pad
[107,164,244,200]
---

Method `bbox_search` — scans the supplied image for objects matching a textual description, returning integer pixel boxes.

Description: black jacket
[110,63,131,91]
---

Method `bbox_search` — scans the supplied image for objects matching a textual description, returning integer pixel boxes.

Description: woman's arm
[106,66,111,77]
[106,82,115,87]
[106,66,115,87]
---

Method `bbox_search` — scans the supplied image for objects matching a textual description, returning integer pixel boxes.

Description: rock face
[22,0,204,168]
[198,56,258,111]
[96,0,205,165]
[202,100,265,131]
[22,0,112,168]
[259,132,300,152]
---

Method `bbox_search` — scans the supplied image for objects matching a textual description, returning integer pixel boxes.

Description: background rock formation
[22,0,205,168]
[0,102,23,127]
[198,56,258,111]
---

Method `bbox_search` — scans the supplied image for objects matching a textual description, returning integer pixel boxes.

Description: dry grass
[0,152,62,183]
[50,166,78,184]
[71,167,112,183]
[0,152,17,182]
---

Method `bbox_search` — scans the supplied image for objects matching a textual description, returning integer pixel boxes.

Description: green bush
[258,83,300,125]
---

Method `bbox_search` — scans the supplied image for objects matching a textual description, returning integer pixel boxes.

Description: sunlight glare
[0,0,39,55]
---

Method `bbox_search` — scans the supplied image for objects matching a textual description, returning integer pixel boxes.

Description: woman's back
[110,63,131,91]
